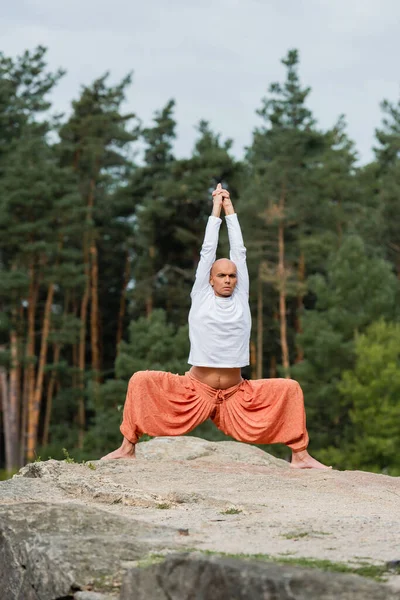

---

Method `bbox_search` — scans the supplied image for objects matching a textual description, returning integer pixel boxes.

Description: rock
[1,437,399,598]
[74,593,116,600]
[121,553,400,600]
[136,435,288,467]
[74,592,116,600]
[0,502,182,600]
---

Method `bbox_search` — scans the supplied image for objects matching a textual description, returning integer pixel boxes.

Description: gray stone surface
[121,553,400,600]
[74,592,116,600]
[136,435,288,467]
[0,502,180,600]
[1,437,400,598]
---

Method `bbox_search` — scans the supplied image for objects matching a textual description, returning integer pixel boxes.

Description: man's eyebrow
[216,272,237,276]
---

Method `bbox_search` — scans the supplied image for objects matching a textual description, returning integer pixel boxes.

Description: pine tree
[335,320,400,474]
[57,73,138,447]
[127,100,177,319]
[374,98,400,277]
[241,49,328,377]
[129,110,240,327]
[292,236,399,451]
[0,47,64,469]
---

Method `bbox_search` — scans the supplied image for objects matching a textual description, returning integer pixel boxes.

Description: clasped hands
[212,183,234,217]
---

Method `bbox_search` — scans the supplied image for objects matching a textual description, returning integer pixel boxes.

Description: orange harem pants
[120,371,309,452]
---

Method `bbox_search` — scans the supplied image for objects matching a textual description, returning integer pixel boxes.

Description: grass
[220,507,243,515]
[0,451,96,479]
[282,530,331,540]
[44,449,96,470]
[282,531,310,540]
[155,502,171,510]
[134,548,396,582]
[136,553,167,568]
[62,448,75,463]
[196,550,391,581]
[0,468,18,481]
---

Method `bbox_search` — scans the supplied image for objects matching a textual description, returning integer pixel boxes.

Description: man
[102,184,329,469]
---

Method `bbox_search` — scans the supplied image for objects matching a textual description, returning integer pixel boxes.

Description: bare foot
[290,449,332,470]
[101,438,136,460]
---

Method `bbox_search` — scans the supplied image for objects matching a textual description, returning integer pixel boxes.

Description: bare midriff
[189,366,242,390]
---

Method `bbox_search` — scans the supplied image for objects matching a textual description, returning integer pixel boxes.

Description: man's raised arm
[191,184,223,296]
[223,194,249,296]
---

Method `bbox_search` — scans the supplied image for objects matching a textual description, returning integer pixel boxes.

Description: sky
[1,0,399,164]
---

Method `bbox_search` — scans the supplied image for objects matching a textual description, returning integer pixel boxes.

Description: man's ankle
[121,437,135,451]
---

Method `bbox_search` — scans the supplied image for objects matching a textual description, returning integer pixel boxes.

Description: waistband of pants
[186,372,245,403]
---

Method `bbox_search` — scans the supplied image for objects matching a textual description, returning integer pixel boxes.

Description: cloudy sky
[2,0,399,164]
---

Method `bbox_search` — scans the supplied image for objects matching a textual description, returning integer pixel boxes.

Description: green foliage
[116,309,190,378]
[62,448,75,463]
[1,45,400,475]
[185,550,390,582]
[374,98,400,277]
[221,507,243,515]
[292,235,399,450]
[0,468,18,481]
[83,309,190,458]
[319,320,400,473]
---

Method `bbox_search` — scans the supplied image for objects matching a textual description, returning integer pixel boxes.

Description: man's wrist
[211,204,222,217]
[224,205,235,216]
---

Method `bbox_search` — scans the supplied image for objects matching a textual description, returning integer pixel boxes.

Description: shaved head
[211,258,236,277]
[210,258,238,297]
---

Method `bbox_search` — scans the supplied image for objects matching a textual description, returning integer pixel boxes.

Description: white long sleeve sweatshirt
[188,213,251,368]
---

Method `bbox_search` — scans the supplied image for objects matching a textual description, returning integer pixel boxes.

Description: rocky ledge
[0,436,399,599]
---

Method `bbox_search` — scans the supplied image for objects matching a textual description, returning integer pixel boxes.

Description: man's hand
[211,183,223,217]
[212,183,235,217]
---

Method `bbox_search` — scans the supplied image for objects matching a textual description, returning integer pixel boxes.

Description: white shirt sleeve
[225,213,249,296]
[191,216,222,296]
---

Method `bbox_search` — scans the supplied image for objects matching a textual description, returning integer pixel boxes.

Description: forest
[0,46,399,476]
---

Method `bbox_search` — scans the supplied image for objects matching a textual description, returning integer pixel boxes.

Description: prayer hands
[212,183,234,216]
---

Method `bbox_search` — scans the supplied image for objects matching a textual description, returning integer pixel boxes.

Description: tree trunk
[90,239,101,382]
[250,341,257,380]
[23,264,38,463]
[71,296,79,390]
[269,355,277,378]
[27,282,55,461]
[9,328,20,469]
[42,342,60,447]
[278,208,290,377]
[78,240,90,449]
[0,350,12,472]
[42,291,69,447]
[295,251,305,363]
[116,251,131,353]
[88,178,101,383]
[256,265,263,380]
[20,367,29,466]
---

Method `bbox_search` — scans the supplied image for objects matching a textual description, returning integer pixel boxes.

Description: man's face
[210,259,238,297]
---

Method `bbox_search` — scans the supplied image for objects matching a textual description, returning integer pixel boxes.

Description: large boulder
[136,435,288,467]
[1,437,399,598]
[0,502,180,600]
[121,553,400,600]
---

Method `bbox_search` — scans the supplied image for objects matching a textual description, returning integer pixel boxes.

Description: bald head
[211,258,236,277]
[210,258,238,297]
